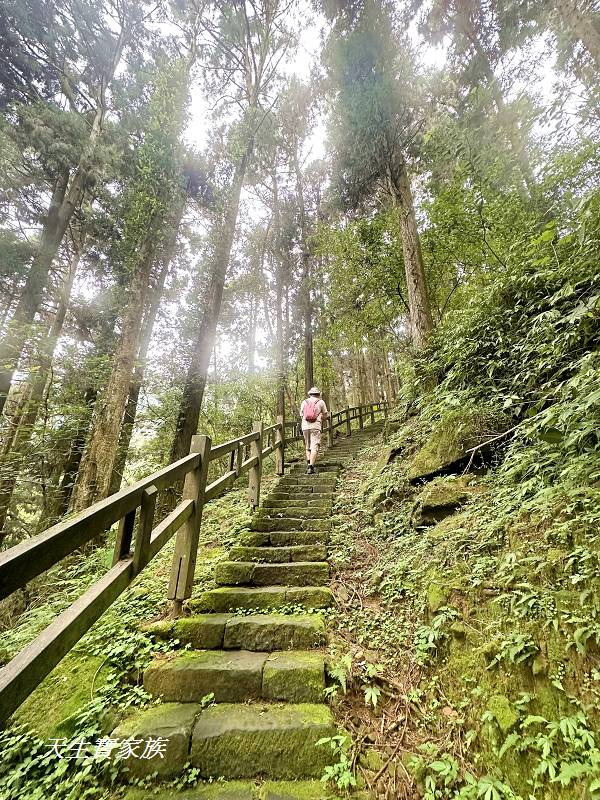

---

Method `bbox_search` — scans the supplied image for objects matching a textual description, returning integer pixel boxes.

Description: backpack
[303,398,319,423]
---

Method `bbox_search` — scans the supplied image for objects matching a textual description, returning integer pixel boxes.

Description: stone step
[144,650,325,704]
[111,702,338,780]
[256,508,330,519]
[222,613,326,651]
[215,561,329,587]
[269,487,333,498]
[229,544,328,563]
[278,476,337,487]
[190,703,338,779]
[124,779,364,799]
[240,531,330,547]
[263,498,332,509]
[146,612,326,651]
[189,585,333,613]
[251,518,331,533]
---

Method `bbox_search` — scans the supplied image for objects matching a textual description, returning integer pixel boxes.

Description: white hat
[308,387,321,395]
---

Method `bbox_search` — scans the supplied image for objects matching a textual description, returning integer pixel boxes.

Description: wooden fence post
[133,485,157,575]
[370,404,376,425]
[168,434,211,615]
[248,421,263,510]
[358,405,364,429]
[383,401,389,418]
[112,508,136,565]
[328,413,334,448]
[275,415,285,476]
[345,407,352,436]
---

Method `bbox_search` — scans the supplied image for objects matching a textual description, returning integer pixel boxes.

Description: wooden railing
[0,401,388,725]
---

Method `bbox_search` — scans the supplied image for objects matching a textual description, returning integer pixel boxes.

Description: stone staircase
[115,423,383,799]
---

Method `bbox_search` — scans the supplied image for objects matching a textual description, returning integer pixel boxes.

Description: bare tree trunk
[0,31,126,415]
[170,149,249,463]
[389,160,434,350]
[70,234,158,511]
[108,196,183,495]
[0,250,80,534]
[42,386,97,529]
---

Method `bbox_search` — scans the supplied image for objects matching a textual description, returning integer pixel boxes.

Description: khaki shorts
[303,428,321,451]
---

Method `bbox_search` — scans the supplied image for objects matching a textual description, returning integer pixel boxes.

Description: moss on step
[123,782,256,799]
[190,703,337,779]
[111,702,200,778]
[262,651,325,703]
[223,614,326,651]
[173,613,231,649]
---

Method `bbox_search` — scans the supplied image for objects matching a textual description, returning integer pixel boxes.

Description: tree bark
[108,195,186,495]
[170,150,249,463]
[70,232,159,511]
[389,160,434,350]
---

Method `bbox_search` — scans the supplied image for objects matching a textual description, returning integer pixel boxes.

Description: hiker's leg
[303,430,311,463]
[309,430,321,466]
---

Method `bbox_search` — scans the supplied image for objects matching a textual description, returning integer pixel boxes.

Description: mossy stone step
[229,545,328,563]
[263,499,332,509]
[215,561,329,587]
[239,531,330,547]
[269,487,332,498]
[255,508,330,519]
[190,703,337,778]
[251,518,331,533]
[269,531,330,546]
[223,614,326,651]
[278,477,337,487]
[145,650,267,703]
[189,585,333,613]
[111,701,200,778]
[144,650,325,704]
[124,779,363,799]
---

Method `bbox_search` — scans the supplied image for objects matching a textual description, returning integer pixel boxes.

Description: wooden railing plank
[0,451,200,600]
[0,557,133,725]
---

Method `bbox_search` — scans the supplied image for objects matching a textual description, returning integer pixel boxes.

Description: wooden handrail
[0,399,389,725]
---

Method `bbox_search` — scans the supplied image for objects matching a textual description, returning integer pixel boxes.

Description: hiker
[300,387,328,474]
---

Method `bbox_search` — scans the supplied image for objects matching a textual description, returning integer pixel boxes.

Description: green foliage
[317,735,356,791]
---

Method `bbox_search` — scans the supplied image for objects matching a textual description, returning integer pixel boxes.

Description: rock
[260,780,344,799]
[359,749,386,771]
[407,409,510,482]
[190,703,337,778]
[427,582,450,614]
[111,702,200,777]
[486,694,519,733]
[412,476,481,526]
[262,651,325,703]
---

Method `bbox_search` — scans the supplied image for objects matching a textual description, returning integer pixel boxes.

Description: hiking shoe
[306,465,315,475]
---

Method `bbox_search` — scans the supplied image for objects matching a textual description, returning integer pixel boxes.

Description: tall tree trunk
[170,149,249,463]
[0,250,80,534]
[0,31,126,415]
[388,160,434,350]
[70,233,159,511]
[108,196,186,495]
[43,387,97,529]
